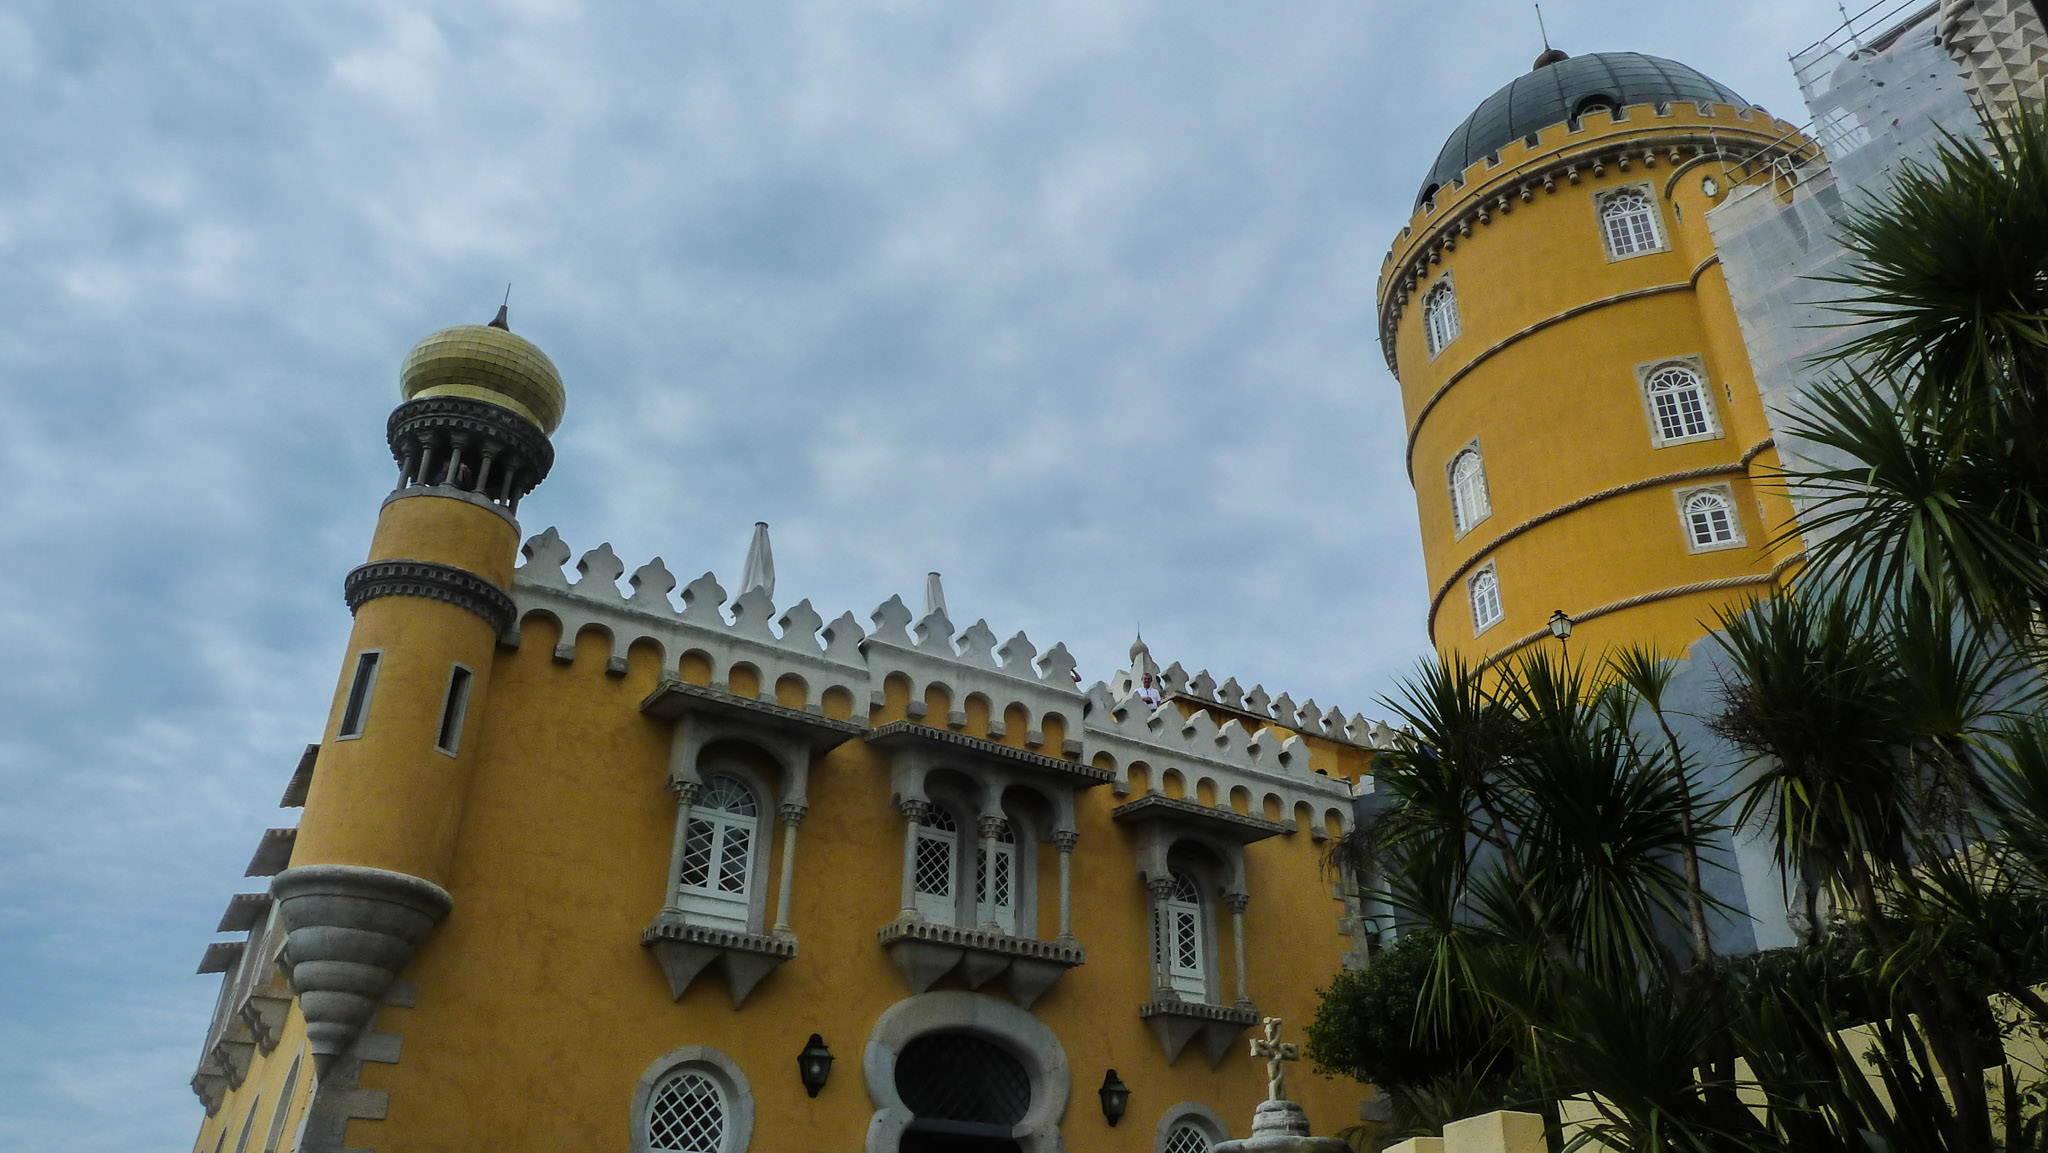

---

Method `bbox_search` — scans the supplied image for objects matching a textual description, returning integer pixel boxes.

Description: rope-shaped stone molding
[343,559,517,636]
[1425,442,1776,638]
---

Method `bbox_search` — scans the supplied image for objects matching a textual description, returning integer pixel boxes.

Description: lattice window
[1448,447,1490,535]
[913,806,959,924]
[1164,1124,1213,1153]
[1600,188,1663,258]
[1683,489,1738,548]
[1163,870,1207,998]
[1645,364,1716,444]
[895,1032,1031,1128]
[975,820,1017,933]
[1423,279,1460,356]
[1470,566,1503,634]
[646,1069,726,1153]
[675,775,758,932]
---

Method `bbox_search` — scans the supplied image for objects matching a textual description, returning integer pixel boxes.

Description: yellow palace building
[187,312,1378,1153]
[1376,51,1815,664]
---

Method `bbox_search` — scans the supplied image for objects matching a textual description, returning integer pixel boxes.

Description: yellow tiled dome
[399,319,565,435]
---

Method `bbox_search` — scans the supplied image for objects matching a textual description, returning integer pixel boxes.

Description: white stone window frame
[1133,828,1248,1009]
[1422,274,1461,360]
[1156,1102,1231,1152]
[1675,482,1746,553]
[1594,182,1669,262]
[907,773,1044,938]
[1469,561,1504,637]
[233,1091,261,1153]
[1635,356,1724,448]
[672,758,778,935]
[1445,438,1491,540]
[334,649,382,742]
[261,1048,304,1153]
[629,1045,754,1153]
[1159,869,1208,999]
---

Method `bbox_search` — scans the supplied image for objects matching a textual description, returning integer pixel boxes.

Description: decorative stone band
[1426,443,1773,640]
[865,720,1115,787]
[269,865,452,1076]
[1478,550,1805,668]
[1139,1000,1261,1068]
[387,395,555,498]
[640,913,797,1008]
[345,559,517,637]
[876,918,1085,1008]
[1402,281,1692,478]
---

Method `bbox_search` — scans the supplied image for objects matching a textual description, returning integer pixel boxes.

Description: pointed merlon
[740,522,776,599]
[922,572,947,620]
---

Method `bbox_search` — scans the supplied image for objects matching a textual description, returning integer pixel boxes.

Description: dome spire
[489,284,512,330]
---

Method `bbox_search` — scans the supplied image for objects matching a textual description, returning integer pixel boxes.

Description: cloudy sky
[0,1,1850,1147]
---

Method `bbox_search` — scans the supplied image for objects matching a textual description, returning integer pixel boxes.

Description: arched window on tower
[1641,362,1720,445]
[1680,486,1742,550]
[1447,445,1491,536]
[1154,870,1208,999]
[676,775,758,933]
[1423,279,1460,357]
[1599,187,1665,258]
[913,806,960,925]
[1469,564,1503,635]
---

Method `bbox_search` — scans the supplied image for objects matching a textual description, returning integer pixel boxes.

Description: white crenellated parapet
[1079,684,1354,841]
[1116,646,1381,752]
[509,527,871,715]
[508,527,1355,835]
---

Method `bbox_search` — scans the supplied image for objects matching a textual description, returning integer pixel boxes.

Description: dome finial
[489,284,512,330]
[1532,3,1567,68]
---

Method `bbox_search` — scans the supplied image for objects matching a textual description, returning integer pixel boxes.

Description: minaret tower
[271,308,564,1073]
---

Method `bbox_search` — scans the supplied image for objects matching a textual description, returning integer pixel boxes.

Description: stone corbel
[1138,1000,1259,1068]
[641,912,796,1008]
[875,919,1084,1008]
[239,985,293,1054]
[191,1062,229,1116]
[271,864,452,1077]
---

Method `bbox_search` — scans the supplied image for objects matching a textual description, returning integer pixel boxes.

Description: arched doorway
[862,992,1069,1153]
[895,1033,1026,1152]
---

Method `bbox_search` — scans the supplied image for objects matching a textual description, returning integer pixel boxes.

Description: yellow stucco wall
[1378,102,1813,664]
[293,616,1363,1150]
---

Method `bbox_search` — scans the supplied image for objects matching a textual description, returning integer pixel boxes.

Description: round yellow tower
[1377,51,1814,665]
[271,308,564,1071]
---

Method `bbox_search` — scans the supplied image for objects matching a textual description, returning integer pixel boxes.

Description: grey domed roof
[1416,52,1748,207]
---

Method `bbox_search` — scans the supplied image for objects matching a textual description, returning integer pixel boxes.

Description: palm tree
[1779,111,2048,641]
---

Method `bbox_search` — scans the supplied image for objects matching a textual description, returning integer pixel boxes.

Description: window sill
[641,912,796,1008]
[1138,999,1260,1067]
[876,916,1085,1008]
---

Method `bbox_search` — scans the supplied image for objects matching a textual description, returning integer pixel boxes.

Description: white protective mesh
[1164,1124,1213,1153]
[646,1070,724,1152]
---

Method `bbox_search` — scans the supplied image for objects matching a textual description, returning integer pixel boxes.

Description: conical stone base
[271,865,452,1075]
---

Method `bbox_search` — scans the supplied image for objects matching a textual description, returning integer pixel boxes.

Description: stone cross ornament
[1248,1016,1300,1102]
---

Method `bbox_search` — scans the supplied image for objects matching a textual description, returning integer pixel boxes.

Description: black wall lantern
[1098,1068,1130,1126]
[1549,608,1574,643]
[797,1033,834,1098]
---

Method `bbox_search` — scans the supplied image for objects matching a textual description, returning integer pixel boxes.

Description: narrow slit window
[337,651,381,739]
[435,665,473,755]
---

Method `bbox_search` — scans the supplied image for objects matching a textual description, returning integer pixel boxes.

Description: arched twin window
[1447,445,1490,536]
[1680,487,1741,550]
[1155,871,1208,999]
[1642,362,1719,445]
[1469,564,1504,635]
[1423,279,1460,357]
[1599,187,1664,259]
[677,775,758,932]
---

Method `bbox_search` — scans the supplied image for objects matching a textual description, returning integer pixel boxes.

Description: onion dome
[399,307,566,435]
[1416,51,1749,207]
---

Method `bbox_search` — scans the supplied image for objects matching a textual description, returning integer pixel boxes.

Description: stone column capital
[977,814,1009,840]
[1146,876,1176,899]
[1225,891,1250,914]
[778,802,808,826]
[666,777,701,806]
[896,797,930,823]
[1052,829,1079,852]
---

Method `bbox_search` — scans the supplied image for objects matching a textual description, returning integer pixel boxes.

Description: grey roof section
[1418,52,1749,206]
[243,827,297,877]
[279,743,317,808]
